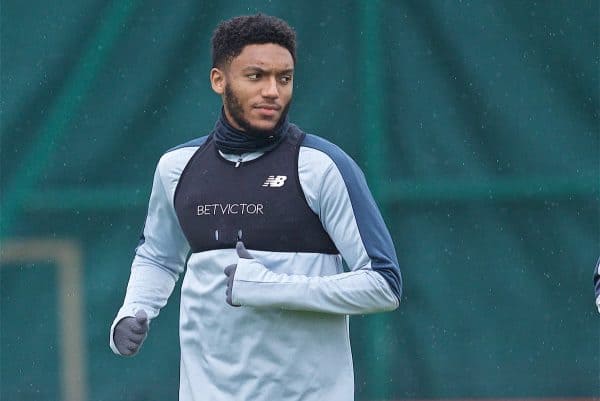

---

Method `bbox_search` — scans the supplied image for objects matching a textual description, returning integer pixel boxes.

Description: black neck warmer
[213,109,290,155]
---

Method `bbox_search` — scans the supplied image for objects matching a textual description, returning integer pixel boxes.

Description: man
[594,257,600,313]
[110,14,402,401]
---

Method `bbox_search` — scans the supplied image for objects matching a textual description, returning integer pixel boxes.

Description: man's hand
[224,241,253,307]
[113,310,149,356]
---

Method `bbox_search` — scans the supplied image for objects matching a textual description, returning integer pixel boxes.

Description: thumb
[135,310,148,325]
[224,264,236,277]
[236,241,253,259]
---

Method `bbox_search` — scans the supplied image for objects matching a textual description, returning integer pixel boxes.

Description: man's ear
[210,67,225,95]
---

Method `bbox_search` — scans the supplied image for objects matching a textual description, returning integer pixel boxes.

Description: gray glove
[113,310,149,356]
[224,241,253,307]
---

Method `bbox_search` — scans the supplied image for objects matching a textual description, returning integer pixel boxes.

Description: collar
[213,108,290,155]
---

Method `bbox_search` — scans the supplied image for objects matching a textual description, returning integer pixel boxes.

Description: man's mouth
[254,104,280,110]
[254,105,280,116]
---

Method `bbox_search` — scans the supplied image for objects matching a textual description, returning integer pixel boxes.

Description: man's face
[211,43,294,132]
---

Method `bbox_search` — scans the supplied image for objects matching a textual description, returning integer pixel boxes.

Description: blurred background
[1,1,598,400]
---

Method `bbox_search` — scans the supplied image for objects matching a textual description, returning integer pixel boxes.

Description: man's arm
[110,153,191,355]
[229,142,401,314]
[594,257,600,313]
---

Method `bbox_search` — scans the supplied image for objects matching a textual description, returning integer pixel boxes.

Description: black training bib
[174,126,338,254]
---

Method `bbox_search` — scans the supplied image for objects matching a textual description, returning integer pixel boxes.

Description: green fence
[1,1,598,400]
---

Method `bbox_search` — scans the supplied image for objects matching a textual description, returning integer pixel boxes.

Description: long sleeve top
[110,130,402,401]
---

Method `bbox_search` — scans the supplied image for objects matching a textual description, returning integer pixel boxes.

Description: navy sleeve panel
[594,256,600,298]
[302,134,402,301]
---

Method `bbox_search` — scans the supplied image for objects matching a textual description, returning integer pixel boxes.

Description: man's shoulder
[165,135,210,154]
[156,135,210,172]
[299,132,343,155]
[298,131,360,172]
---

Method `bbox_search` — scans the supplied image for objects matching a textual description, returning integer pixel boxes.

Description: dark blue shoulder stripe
[301,134,402,301]
[166,135,209,153]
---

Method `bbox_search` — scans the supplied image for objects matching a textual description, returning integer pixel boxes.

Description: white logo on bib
[262,175,287,188]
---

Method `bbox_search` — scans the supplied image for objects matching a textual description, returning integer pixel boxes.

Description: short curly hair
[211,14,296,68]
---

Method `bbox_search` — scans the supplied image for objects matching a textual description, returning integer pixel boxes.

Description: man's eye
[280,76,292,84]
[247,74,260,80]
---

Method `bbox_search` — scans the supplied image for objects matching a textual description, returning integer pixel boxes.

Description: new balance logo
[262,175,287,188]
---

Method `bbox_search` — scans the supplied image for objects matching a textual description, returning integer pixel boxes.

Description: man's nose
[261,77,279,98]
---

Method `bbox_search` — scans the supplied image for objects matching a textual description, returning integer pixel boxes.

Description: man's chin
[243,119,280,134]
